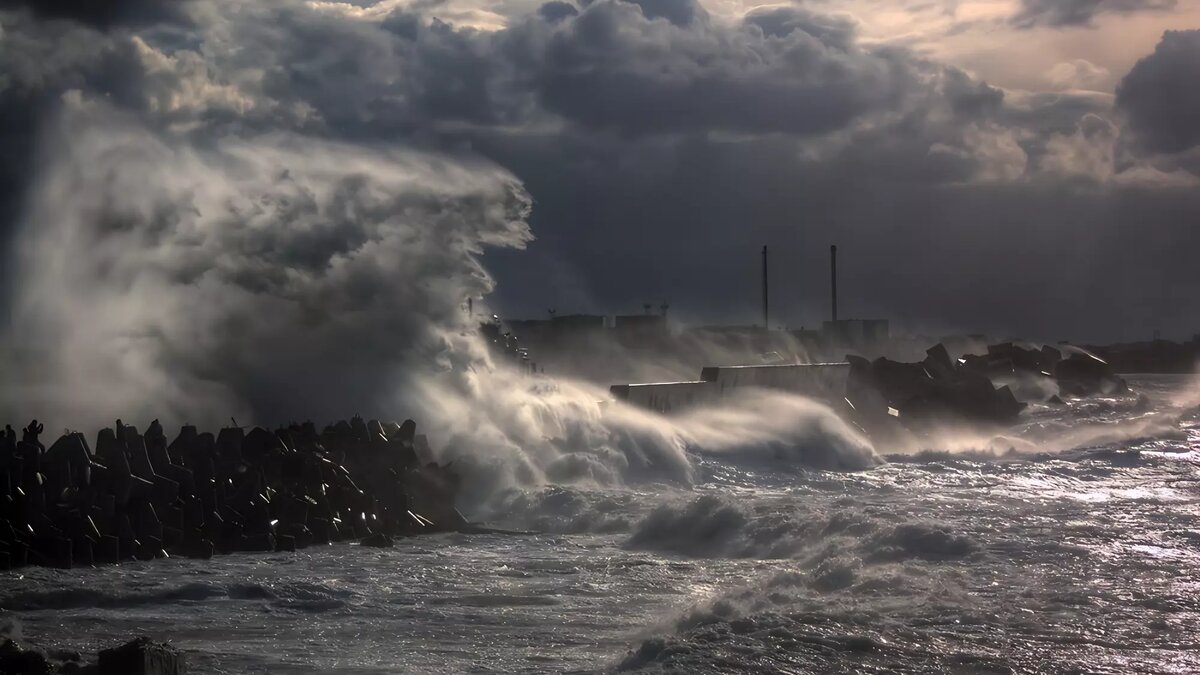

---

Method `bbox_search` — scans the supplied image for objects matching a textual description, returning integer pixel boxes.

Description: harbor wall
[611,363,850,414]
[609,381,719,414]
[700,363,850,402]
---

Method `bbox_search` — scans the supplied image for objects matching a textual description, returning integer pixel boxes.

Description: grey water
[3,375,1198,674]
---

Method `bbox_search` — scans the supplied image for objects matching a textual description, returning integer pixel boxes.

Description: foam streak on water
[3,375,1199,674]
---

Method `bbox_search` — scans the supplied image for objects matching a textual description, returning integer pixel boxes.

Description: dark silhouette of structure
[830,244,838,322]
[761,245,769,329]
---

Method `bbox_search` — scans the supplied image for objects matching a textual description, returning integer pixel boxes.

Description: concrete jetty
[699,363,850,400]
[608,341,1116,436]
[610,362,851,414]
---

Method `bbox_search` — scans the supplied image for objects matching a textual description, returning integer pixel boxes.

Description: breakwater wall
[0,416,462,570]
[610,363,850,414]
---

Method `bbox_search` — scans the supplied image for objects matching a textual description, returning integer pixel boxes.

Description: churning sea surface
[3,375,1199,674]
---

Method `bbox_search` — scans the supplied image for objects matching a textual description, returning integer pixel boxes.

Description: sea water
[2,375,1197,674]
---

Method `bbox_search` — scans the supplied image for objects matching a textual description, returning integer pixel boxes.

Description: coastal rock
[922,343,955,380]
[360,533,394,548]
[958,342,1128,400]
[97,638,186,675]
[846,348,1028,435]
[184,539,214,560]
[33,536,72,570]
[0,638,50,675]
[1055,352,1128,396]
[237,534,275,553]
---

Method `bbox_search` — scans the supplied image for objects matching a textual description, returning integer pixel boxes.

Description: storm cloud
[0,0,1198,430]
[0,0,191,28]
[1116,30,1200,156]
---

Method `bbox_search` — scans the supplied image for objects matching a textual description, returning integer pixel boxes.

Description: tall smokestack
[830,244,838,322]
[762,245,769,329]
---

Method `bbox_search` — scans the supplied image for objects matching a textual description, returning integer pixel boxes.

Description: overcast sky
[2,0,1199,345]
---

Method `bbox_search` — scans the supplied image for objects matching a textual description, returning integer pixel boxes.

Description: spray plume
[0,100,882,502]
[0,100,530,427]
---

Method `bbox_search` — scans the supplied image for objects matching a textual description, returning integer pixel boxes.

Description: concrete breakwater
[609,363,851,414]
[0,416,464,570]
[609,343,1133,430]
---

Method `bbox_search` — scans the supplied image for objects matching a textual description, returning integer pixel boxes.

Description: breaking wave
[623,493,978,563]
[436,378,881,505]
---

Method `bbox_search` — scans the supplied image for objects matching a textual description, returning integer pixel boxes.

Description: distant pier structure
[493,243,893,387]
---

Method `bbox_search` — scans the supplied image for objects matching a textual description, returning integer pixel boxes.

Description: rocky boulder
[97,637,187,675]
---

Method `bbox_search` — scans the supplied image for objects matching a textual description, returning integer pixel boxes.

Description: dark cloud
[1011,0,1176,28]
[625,0,706,25]
[484,131,1200,344]
[1116,30,1200,156]
[0,0,1003,155]
[538,1,579,23]
[743,6,856,47]
[520,2,916,136]
[0,0,191,27]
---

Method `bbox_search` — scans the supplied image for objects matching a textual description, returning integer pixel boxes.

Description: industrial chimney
[761,245,769,329]
[830,244,838,322]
